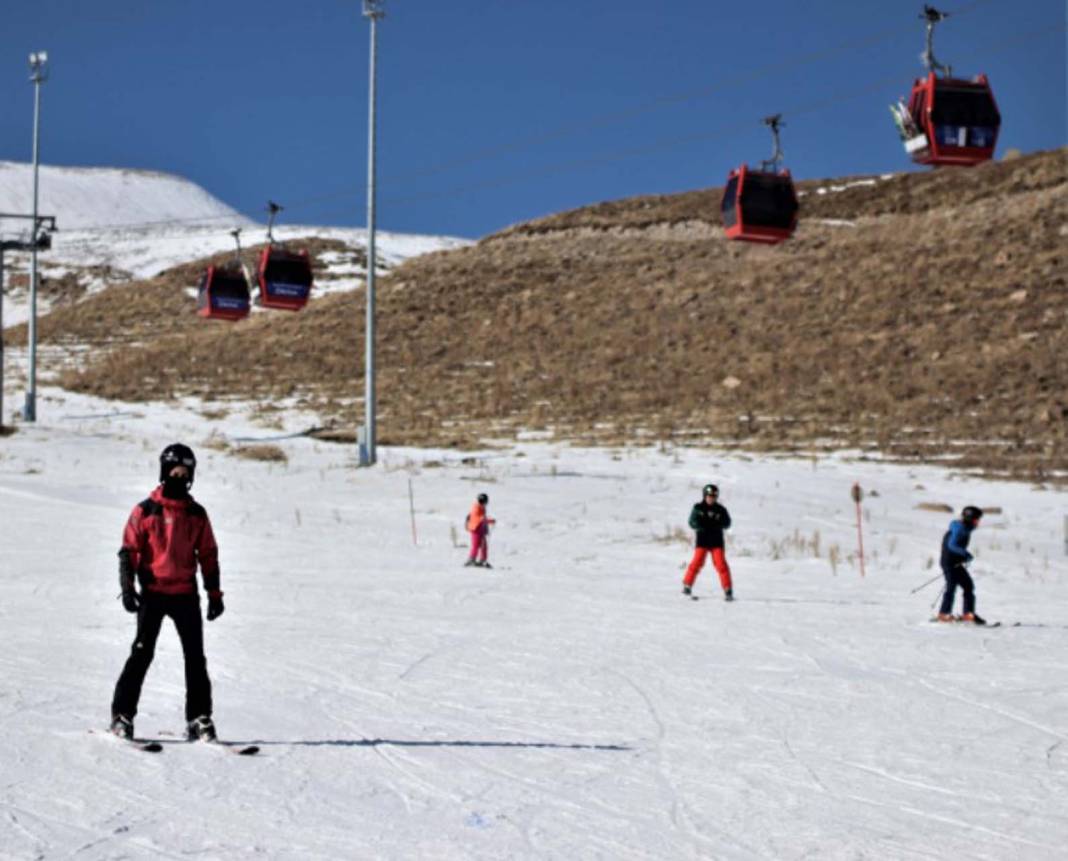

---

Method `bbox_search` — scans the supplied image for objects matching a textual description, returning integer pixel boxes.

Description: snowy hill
[0,162,469,329]
[0,388,1066,858]
[0,161,252,231]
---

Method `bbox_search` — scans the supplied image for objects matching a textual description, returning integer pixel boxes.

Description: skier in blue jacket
[937,506,985,624]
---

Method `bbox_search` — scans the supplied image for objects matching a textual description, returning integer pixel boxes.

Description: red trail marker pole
[852,482,866,578]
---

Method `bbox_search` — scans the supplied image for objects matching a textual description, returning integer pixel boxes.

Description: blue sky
[1,0,1064,238]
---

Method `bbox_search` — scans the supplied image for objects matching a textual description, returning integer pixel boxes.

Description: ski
[929,617,1001,628]
[207,741,260,756]
[89,729,163,753]
[158,728,259,755]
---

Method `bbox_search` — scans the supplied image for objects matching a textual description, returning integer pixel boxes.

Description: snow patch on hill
[0,161,251,231]
[0,162,470,327]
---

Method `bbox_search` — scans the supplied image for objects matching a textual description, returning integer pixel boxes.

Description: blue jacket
[940,519,974,568]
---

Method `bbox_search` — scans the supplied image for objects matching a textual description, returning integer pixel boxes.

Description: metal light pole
[359,1,384,467]
[0,215,53,428]
[24,51,48,423]
[0,244,5,427]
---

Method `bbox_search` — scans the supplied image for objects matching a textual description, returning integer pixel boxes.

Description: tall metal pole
[0,246,5,427]
[25,52,48,423]
[360,2,384,466]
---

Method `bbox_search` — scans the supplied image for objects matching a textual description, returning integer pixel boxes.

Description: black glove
[206,592,225,622]
[117,548,140,613]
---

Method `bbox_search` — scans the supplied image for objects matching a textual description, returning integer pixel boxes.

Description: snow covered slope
[0,161,252,231]
[1,387,1066,858]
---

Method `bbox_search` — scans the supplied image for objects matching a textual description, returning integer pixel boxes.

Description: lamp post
[24,50,48,423]
[0,214,54,428]
[359,1,384,467]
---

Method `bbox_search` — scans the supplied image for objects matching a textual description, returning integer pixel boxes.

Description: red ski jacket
[121,487,220,596]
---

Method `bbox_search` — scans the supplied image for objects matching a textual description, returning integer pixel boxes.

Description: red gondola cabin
[257,247,313,311]
[196,265,251,321]
[905,72,1000,167]
[721,165,799,245]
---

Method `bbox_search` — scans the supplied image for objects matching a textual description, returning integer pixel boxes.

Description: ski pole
[910,573,942,594]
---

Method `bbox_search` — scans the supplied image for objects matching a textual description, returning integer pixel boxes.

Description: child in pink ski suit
[464,493,495,568]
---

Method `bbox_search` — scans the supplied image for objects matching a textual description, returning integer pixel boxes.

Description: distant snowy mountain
[0,162,470,327]
[0,161,252,231]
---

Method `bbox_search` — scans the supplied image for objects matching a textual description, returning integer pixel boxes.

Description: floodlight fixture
[28,51,49,82]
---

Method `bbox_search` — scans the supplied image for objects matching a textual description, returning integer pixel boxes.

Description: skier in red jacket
[110,444,225,743]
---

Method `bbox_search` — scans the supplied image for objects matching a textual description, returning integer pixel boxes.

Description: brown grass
[7,149,1068,480]
[233,444,288,463]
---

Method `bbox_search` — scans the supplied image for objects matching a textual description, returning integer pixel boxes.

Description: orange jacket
[465,502,495,533]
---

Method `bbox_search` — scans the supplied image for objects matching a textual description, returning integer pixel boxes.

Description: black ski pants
[111,592,212,722]
[939,562,976,616]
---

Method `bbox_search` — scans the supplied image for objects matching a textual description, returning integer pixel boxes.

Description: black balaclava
[159,443,196,499]
[161,473,191,499]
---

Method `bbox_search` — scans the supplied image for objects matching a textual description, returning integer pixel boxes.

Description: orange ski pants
[683,547,732,591]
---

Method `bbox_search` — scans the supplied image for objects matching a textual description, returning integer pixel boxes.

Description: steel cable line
[302,22,1067,218]
[279,0,1001,212]
[57,0,1002,236]
[6,21,1061,347]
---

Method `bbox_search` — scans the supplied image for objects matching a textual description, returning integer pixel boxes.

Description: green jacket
[689,501,731,549]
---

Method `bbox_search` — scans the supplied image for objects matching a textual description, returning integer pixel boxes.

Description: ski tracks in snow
[607,668,769,860]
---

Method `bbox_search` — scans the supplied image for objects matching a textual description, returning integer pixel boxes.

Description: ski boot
[110,714,134,741]
[935,613,957,623]
[187,715,218,743]
[463,559,477,568]
[480,561,493,570]
[960,613,986,625]
[681,585,692,596]
[724,588,734,602]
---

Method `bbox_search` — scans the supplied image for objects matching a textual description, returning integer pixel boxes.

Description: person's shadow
[226,738,630,751]
[148,733,630,751]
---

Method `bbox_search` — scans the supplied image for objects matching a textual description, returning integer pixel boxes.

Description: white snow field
[1,390,1066,859]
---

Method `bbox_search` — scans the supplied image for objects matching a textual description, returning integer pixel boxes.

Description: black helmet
[477,493,488,505]
[961,505,983,522]
[159,443,197,486]
[702,484,719,497]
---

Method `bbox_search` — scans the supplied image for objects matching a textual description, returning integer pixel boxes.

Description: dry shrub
[234,444,288,463]
[915,502,954,513]
[200,432,230,452]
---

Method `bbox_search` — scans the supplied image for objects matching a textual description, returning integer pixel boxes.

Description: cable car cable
[58,0,1001,236]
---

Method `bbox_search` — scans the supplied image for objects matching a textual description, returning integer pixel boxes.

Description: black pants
[939,563,975,616]
[111,592,212,722]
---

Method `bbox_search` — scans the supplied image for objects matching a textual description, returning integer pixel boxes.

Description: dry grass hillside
[9,148,1067,480]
